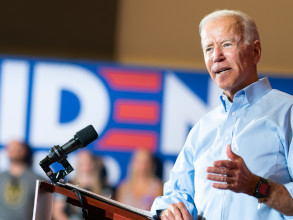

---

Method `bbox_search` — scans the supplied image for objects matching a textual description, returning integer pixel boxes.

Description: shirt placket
[221,93,245,220]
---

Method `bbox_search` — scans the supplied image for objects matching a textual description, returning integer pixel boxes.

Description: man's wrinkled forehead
[201,16,244,47]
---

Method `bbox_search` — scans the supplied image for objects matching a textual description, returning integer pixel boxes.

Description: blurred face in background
[131,149,153,177]
[6,140,28,164]
[77,151,95,174]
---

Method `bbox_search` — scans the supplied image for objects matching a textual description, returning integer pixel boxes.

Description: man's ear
[253,40,261,64]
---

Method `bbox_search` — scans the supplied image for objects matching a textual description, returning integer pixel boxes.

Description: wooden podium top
[33,180,154,220]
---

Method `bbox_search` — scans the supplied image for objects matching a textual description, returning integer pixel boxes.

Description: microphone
[39,125,98,183]
[58,124,99,156]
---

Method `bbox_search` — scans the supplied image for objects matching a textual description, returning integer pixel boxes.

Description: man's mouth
[215,68,232,74]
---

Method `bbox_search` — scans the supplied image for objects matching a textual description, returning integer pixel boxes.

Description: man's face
[6,140,27,163]
[201,16,260,99]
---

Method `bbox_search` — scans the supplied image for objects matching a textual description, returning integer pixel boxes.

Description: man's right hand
[159,202,193,220]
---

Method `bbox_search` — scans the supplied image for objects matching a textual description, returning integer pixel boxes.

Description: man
[151,10,293,219]
[0,140,40,220]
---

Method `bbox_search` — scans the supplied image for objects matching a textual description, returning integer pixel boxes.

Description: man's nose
[213,47,225,62]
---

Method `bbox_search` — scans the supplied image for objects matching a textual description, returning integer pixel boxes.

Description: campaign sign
[0,56,292,186]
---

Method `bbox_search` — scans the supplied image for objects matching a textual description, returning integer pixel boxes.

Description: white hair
[199,9,260,45]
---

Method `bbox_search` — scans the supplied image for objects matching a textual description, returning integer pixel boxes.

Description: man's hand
[206,144,293,216]
[160,202,193,220]
[206,145,259,195]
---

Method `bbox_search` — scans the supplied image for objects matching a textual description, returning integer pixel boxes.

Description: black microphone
[60,124,99,156]
[39,125,98,182]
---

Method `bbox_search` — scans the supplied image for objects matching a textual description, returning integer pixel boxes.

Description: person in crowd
[52,150,112,220]
[0,140,40,220]
[116,148,163,210]
[151,9,293,219]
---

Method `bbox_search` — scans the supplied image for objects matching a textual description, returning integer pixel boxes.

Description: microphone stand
[39,145,74,184]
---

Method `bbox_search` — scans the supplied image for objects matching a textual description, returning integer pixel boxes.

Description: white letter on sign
[0,60,30,145]
[30,63,110,147]
[161,73,222,155]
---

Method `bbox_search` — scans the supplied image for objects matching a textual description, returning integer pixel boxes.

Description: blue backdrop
[0,56,292,186]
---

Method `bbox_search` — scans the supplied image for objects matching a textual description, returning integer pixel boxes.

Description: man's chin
[216,82,232,91]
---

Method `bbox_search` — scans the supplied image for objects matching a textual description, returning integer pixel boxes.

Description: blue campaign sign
[0,56,292,186]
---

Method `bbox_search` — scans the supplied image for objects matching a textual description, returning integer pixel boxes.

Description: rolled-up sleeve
[151,129,197,218]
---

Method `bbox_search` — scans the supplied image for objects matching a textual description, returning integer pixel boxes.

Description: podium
[33,180,154,220]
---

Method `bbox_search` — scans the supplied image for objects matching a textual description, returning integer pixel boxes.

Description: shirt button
[232,112,236,116]
[225,136,229,140]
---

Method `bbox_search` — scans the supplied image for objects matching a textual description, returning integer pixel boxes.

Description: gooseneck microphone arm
[39,125,98,183]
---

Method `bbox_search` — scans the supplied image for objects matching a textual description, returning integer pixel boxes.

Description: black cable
[72,189,88,219]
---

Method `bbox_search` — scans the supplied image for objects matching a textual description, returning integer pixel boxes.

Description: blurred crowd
[0,140,40,220]
[0,140,164,220]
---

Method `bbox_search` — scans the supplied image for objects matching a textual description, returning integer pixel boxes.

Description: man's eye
[205,48,212,52]
[223,43,231,47]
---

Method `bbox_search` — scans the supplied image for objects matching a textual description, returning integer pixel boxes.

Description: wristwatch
[253,177,270,199]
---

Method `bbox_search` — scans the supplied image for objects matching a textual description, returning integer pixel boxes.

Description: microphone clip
[39,145,74,184]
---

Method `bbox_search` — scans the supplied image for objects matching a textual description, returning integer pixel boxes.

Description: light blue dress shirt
[151,78,293,219]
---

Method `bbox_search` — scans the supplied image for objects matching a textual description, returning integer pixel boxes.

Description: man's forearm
[264,181,293,216]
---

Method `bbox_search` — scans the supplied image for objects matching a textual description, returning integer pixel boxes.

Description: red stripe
[101,68,161,92]
[97,129,157,152]
[114,100,160,124]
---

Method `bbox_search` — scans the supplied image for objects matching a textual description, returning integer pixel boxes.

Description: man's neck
[9,162,27,177]
[224,75,259,102]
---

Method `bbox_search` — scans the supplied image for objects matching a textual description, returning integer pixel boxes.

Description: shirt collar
[220,77,272,112]
[220,93,231,112]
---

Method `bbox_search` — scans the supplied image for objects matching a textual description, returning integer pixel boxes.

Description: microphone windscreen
[76,125,98,147]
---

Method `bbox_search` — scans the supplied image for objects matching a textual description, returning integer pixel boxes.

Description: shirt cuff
[150,195,197,218]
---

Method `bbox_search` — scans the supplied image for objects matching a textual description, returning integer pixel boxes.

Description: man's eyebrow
[224,37,241,44]
[202,42,213,49]
[222,39,231,43]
